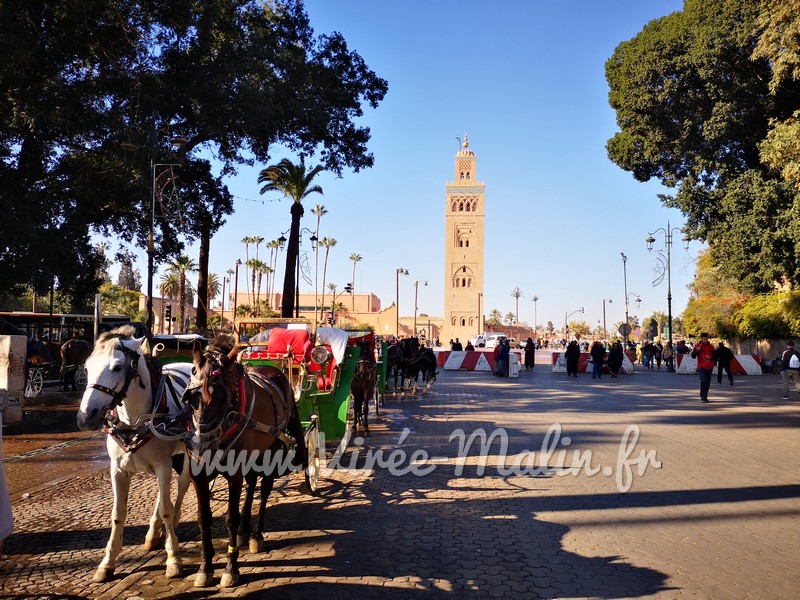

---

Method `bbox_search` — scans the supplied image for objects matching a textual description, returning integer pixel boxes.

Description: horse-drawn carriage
[24,337,89,397]
[236,318,379,490]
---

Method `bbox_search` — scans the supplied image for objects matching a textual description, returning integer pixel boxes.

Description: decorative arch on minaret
[452,264,475,289]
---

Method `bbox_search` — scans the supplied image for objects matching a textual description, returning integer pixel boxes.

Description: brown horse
[183,337,306,588]
[350,340,377,436]
[60,335,90,391]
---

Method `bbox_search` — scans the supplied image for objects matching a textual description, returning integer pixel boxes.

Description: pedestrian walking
[780,340,800,400]
[715,341,735,385]
[590,340,606,379]
[662,342,675,372]
[524,337,535,371]
[494,339,510,377]
[565,340,580,377]
[691,333,715,402]
[655,342,663,370]
[608,341,624,378]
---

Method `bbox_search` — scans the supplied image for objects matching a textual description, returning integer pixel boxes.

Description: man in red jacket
[691,333,716,403]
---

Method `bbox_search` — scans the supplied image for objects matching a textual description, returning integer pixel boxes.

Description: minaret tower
[444,134,485,345]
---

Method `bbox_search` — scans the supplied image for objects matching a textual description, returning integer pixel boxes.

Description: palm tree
[511,287,523,325]
[319,237,337,320]
[249,259,268,305]
[349,253,362,310]
[159,272,179,302]
[258,157,324,317]
[241,236,256,306]
[166,256,198,332]
[206,273,221,308]
[226,268,234,310]
[246,258,259,306]
[266,239,281,309]
[311,204,328,320]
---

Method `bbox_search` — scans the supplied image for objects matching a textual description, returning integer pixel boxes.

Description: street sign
[618,323,632,336]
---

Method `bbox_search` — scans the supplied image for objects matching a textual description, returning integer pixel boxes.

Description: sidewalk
[1,363,798,598]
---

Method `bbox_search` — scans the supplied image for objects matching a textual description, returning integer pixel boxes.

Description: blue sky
[128,0,698,333]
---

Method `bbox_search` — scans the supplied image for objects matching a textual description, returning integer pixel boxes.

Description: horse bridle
[88,343,145,410]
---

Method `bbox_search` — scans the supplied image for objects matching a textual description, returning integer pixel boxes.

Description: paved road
[1,356,799,598]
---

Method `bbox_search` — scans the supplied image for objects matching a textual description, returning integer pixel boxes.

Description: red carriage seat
[307,345,338,390]
[241,328,311,363]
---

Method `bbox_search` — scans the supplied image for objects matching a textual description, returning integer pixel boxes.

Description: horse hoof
[165,561,182,579]
[92,566,114,583]
[249,537,263,554]
[143,534,165,551]
[194,571,214,587]
[220,572,239,588]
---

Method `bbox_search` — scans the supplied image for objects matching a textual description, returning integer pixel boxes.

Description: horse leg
[220,473,244,588]
[144,499,165,551]
[238,472,258,548]
[172,451,191,530]
[154,463,183,578]
[93,466,131,582]
[191,473,215,587]
[352,393,363,436]
[361,390,370,437]
[250,476,275,554]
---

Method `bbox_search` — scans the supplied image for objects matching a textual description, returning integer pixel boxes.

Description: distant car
[517,339,528,350]
[485,334,508,349]
[508,338,520,348]
[469,334,486,348]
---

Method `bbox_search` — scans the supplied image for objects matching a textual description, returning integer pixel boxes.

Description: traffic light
[165,305,172,319]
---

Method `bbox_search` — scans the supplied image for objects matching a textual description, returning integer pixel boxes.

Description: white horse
[76,325,192,583]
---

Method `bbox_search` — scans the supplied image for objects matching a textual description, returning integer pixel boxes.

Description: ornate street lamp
[645,220,690,371]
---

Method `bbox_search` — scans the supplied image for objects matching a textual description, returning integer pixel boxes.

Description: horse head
[77,326,148,431]
[184,336,240,436]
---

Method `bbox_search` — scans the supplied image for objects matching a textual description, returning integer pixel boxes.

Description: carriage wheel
[304,417,322,495]
[24,368,44,398]
[73,364,87,389]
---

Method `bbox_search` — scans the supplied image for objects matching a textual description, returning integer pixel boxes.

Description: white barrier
[676,354,763,375]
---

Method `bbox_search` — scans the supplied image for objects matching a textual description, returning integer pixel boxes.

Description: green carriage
[236,318,362,493]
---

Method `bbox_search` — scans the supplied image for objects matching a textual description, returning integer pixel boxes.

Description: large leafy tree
[258,158,324,317]
[605,0,800,293]
[0,0,387,317]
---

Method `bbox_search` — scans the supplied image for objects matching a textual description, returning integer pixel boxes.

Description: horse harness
[89,342,183,453]
[188,352,297,458]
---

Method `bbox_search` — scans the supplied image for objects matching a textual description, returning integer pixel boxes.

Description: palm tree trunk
[281,203,303,317]
[320,247,331,321]
[196,226,210,330]
[179,276,186,333]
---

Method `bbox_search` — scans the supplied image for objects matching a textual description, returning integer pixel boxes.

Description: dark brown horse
[350,340,377,436]
[183,337,306,588]
[60,335,90,391]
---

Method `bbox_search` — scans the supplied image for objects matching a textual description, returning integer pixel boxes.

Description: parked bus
[0,311,134,345]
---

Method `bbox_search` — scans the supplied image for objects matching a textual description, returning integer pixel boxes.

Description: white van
[485,334,508,349]
[469,334,486,348]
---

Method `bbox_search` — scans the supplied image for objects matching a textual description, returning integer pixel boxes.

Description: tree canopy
[0,0,387,313]
[606,0,800,293]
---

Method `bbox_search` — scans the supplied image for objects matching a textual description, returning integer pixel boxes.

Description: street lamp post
[646,220,690,372]
[328,283,353,326]
[220,275,227,331]
[532,294,539,337]
[395,268,408,337]
[602,298,612,340]
[295,228,317,318]
[413,280,428,335]
[477,292,483,336]
[232,259,242,335]
[564,307,584,340]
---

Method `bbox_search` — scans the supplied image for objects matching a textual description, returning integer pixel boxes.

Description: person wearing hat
[780,340,800,400]
[691,333,715,402]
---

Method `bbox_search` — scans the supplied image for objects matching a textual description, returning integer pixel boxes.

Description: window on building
[461,318,466,326]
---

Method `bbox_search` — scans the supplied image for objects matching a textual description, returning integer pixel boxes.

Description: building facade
[443,134,485,344]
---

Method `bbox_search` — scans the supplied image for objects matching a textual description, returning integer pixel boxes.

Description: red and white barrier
[434,350,524,372]
[675,353,762,375]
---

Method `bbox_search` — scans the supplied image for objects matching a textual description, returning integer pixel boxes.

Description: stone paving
[1,361,799,599]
